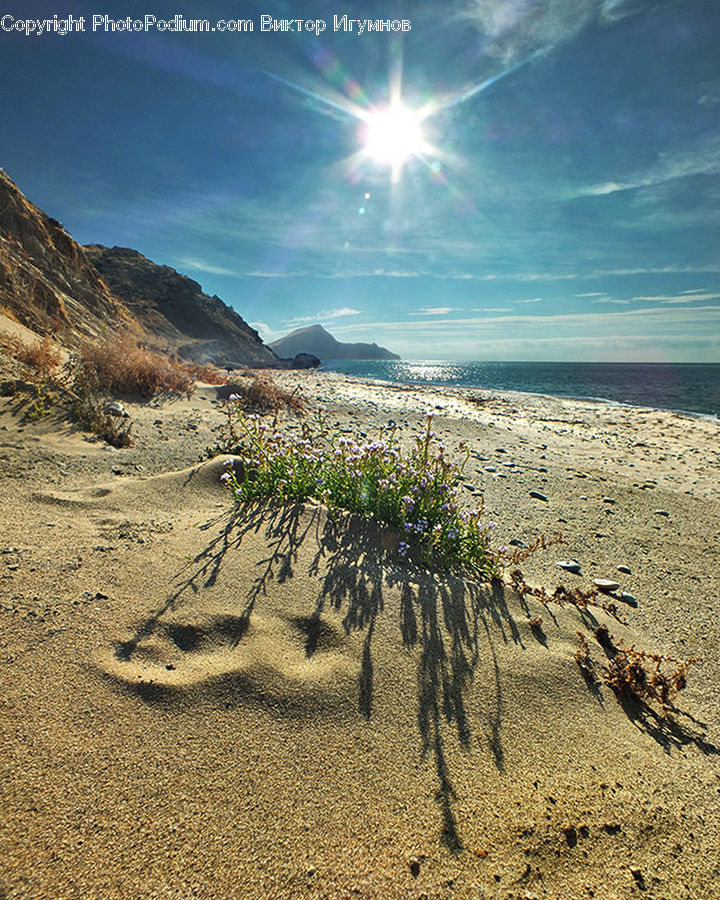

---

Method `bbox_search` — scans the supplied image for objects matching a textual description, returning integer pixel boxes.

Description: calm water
[323,360,720,419]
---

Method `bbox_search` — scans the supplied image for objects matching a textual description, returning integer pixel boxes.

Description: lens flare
[362,104,425,166]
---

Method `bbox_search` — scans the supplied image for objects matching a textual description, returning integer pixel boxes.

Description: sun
[361,103,427,168]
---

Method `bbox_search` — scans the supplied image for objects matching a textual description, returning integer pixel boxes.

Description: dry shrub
[78,338,193,396]
[185,362,230,386]
[575,631,600,684]
[509,567,625,623]
[0,333,61,378]
[595,627,697,713]
[239,374,304,413]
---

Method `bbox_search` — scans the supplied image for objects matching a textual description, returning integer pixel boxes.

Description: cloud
[631,293,720,303]
[410,306,455,316]
[285,307,362,328]
[332,303,720,362]
[176,257,240,277]
[592,298,630,305]
[516,297,543,304]
[249,321,279,342]
[467,0,663,64]
[576,292,606,298]
[575,137,720,198]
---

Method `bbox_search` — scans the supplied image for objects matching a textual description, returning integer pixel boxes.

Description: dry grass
[0,333,62,378]
[240,374,305,413]
[78,338,194,396]
[595,626,698,713]
[184,362,231,386]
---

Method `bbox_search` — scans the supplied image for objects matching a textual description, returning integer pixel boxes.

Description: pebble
[619,592,638,607]
[509,539,528,548]
[654,509,670,517]
[557,560,581,573]
[529,491,548,502]
[484,466,497,473]
[594,579,621,593]
[104,401,129,418]
[617,565,632,574]
[602,497,616,504]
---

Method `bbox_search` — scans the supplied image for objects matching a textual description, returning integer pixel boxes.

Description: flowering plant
[220,404,503,578]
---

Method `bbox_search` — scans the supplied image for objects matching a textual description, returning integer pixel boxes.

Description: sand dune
[2,381,720,899]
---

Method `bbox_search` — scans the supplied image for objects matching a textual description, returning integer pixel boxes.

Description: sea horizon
[322,358,720,420]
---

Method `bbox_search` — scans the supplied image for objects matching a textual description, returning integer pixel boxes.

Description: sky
[1,0,719,361]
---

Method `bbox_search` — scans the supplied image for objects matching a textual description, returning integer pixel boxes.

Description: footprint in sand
[99,607,362,715]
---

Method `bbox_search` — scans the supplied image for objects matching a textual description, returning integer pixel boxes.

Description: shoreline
[319,359,720,420]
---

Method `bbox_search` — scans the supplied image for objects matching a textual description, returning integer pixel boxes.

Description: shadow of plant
[114,497,718,852]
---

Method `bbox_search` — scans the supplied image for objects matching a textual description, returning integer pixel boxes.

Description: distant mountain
[270,324,400,361]
[0,170,277,367]
[84,245,275,367]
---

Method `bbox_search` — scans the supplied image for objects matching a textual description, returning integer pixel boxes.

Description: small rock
[617,565,632,574]
[594,579,621,593]
[104,401,129,418]
[529,491,548,502]
[619,592,638,607]
[602,497,616,504]
[408,856,421,878]
[509,539,528,548]
[654,509,670,517]
[557,560,581,574]
[484,466,497,473]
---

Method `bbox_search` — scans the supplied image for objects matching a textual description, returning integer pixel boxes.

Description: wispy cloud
[576,292,605,298]
[516,297,543,304]
[332,304,720,362]
[175,257,241,277]
[410,306,455,316]
[467,0,659,65]
[249,321,280,342]
[631,292,720,303]
[575,137,720,198]
[592,298,631,305]
[285,306,362,328]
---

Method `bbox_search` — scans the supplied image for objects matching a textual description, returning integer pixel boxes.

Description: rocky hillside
[0,170,277,367]
[270,324,400,361]
[84,245,275,367]
[0,170,136,342]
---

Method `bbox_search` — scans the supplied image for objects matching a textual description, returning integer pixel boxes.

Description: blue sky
[1,0,719,361]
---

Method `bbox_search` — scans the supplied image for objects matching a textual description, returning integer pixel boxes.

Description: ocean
[322,360,720,419]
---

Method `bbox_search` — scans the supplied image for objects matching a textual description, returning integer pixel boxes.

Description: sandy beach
[2,370,720,899]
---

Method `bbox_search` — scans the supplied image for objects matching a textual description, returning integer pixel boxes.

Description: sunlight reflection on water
[323,359,720,418]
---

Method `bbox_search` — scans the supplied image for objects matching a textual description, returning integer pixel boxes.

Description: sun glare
[362,104,426,167]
